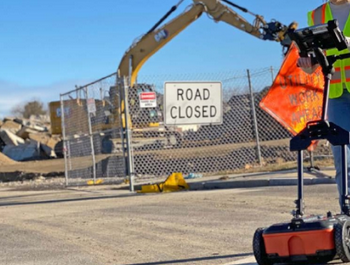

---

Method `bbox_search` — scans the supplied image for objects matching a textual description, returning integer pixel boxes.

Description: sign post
[164,82,222,126]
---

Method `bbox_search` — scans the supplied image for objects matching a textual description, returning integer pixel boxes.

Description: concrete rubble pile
[0,115,62,162]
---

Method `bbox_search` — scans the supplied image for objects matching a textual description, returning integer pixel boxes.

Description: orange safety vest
[308,2,350,98]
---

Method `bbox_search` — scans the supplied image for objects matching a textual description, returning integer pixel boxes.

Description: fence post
[84,87,97,183]
[123,76,135,192]
[60,94,69,186]
[247,69,262,166]
[117,79,127,179]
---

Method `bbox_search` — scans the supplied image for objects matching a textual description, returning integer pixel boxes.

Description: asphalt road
[0,183,344,265]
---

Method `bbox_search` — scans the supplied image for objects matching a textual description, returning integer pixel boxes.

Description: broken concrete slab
[0,130,25,146]
[46,137,59,149]
[16,127,39,139]
[25,138,55,159]
[3,117,16,122]
[13,118,23,125]
[28,133,50,145]
[29,135,58,158]
[2,144,40,161]
[27,133,58,158]
[26,139,40,147]
[13,118,30,127]
[0,152,16,165]
[1,120,22,134]
[40,144,57,158]
[43,137,59,158]
[29,114,51,124]
[28,124,46,132]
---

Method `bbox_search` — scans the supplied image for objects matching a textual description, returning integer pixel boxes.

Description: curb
[188,177,336,191]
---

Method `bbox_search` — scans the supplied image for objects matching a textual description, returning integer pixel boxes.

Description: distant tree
[11,99,47,118]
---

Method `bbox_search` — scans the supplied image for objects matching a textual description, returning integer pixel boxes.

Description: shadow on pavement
[0,193,141,207]
[126,253,252,265]
[0,192,63,200]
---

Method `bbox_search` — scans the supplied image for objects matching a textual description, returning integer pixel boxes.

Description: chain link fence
[130,67,332,178]
[60,73,126,185]
[60,67,333,185]
[131,67,286,178]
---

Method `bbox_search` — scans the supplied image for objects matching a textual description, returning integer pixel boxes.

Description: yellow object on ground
[139,172,189,193]
[86,179,104,185]
[149,122,160,127]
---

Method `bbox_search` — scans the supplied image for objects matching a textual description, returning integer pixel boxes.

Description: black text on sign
[164,82,222,125]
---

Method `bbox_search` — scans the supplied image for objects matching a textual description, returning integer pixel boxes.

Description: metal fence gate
[60,73,126,185]
[60,67,333,186]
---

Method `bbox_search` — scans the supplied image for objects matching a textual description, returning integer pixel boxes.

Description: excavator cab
[108,83,160,130]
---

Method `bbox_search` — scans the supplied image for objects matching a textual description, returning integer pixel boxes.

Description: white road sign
[139,92,157,108]
[87,98,96,114]
[164,82,222,126]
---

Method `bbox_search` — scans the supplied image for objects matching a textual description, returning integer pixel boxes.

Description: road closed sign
[259,43,324,150]
[164,82,222,126]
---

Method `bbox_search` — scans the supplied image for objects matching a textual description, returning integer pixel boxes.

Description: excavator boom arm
[117,0,296,86]
[193,0,263,39]
[117,3,205,86]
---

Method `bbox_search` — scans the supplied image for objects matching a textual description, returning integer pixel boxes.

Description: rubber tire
[334,220,350,262]
[253,227,273,265]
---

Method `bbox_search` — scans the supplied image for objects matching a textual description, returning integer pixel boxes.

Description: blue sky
[0,0,321,117]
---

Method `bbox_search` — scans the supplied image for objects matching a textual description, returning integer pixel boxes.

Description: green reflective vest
[308,2,350,98]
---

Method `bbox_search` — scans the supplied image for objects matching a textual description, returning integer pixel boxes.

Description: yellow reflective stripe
[333,68,342,81]
[331,80,342,84]
[344,66,350,83]
[331,66,341,84]
[330,66,343,99]
[310,4,333,25]
[308,3,350,98]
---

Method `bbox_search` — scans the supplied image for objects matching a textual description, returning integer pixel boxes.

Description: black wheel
[253,227,273,265]
[334,220,350,262]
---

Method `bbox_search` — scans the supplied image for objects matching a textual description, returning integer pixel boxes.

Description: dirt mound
[0,152,16,165]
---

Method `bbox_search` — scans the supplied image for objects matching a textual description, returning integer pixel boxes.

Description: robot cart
[253,20,350,265]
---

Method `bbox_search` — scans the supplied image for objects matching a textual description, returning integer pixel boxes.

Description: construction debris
[0,130,25,146]
[0,152,17,165]
[0,115,61,162]
[1,120,22,134]
[2,141,41,161]
[0,171,64,183]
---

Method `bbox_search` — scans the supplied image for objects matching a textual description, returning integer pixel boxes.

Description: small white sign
[87,98,96,114]
[139,92,157,108]
[164,82,222,126]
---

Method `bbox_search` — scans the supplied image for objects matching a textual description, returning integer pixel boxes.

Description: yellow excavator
[111,0,297,147]
[118,0,296,87]
[50,0,297,147]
